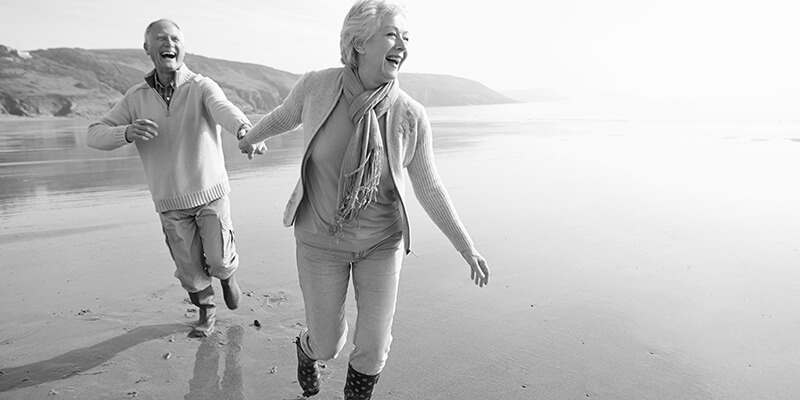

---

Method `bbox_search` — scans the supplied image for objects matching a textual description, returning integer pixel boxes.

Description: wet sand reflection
[185,325,245,400]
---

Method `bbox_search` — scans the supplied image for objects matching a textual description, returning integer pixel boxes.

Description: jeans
[295,231,404,375]
[159,196,238,293]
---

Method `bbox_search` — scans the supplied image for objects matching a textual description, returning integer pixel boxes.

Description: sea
[2,98,800,398]
[1,97,797,215]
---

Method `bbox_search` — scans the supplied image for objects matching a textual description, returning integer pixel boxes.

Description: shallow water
[0,117,307,214]
[3,99,797,214]
[2,100,800,399]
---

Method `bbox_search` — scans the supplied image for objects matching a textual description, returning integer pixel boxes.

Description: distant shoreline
[0,115,92,121]
[0,103,533,122]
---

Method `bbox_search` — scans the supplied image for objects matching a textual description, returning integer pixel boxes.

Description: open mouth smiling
[386,55,402,67]
[160,51,177,59]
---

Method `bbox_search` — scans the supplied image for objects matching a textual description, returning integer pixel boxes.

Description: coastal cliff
[0,45,517,118]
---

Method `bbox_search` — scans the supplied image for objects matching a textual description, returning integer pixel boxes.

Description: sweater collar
[145,65,194,88]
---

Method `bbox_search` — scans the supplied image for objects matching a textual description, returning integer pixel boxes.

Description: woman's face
[357,12,409,88]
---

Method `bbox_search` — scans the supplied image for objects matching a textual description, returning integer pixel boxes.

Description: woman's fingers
[468,255,489,288]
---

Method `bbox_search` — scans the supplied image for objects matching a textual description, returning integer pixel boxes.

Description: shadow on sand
[0,323,186,392]
[185,325,246,400]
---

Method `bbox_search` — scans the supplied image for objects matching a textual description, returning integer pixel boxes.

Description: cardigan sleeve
[244,73,307,145]
[406,109,475,253]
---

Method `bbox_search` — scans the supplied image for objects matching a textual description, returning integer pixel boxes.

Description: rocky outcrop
[0,45,32,60]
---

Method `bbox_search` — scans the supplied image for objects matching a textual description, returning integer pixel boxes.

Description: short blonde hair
[339,0,406,68]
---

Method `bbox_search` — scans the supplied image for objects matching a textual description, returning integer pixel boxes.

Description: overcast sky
[1,0,798,100]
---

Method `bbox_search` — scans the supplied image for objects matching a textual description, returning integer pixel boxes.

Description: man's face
[144,21,185,76]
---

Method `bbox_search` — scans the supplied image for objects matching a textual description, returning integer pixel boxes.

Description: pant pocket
[220,217,236,264]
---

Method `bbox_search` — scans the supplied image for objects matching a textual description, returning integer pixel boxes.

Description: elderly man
[87,19,265,337]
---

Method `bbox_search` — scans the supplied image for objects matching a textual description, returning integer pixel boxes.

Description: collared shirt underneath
[151,72,176,106]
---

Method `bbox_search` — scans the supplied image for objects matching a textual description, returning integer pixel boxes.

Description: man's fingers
[136,128,156,140]
[135,119,159,128]
[129,120,159,141]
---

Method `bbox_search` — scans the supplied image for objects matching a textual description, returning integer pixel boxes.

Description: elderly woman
[239,0,490,398]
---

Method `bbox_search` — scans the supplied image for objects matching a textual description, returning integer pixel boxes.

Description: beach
[2,101,800,399]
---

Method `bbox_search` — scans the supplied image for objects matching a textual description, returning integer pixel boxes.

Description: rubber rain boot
[343,363,380,400]
[294,335,321,397]
[220,273,241,310]
[188,285,216,337]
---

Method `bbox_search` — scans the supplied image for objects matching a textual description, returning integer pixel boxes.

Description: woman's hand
[460,248,490,288]
[240,140,267,160]
[237,127,267,160]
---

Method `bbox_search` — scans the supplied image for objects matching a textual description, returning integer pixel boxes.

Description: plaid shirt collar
[152,72,176,106]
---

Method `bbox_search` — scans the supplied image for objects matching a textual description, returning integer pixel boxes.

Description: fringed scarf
[332,67,399,234]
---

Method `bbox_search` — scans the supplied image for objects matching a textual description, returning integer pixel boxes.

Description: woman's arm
[240,73,308,146]
[406,113,490,287]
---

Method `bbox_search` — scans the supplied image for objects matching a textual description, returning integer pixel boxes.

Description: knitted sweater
[244,67,474,254]
[87,66,250,212]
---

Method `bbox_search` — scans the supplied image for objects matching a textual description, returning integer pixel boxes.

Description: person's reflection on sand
[185,325,245,400]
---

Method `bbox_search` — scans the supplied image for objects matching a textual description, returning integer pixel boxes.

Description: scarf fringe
[332,148,382,235]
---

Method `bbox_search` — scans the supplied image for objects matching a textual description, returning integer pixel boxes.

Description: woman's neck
[356,67,383,91]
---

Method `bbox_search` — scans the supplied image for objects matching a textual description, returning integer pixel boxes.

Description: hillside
[502,87,569,103]
[398,73,515,107]
[0,45,517,118]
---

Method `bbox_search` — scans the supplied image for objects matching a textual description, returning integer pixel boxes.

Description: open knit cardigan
[244,67,475,254]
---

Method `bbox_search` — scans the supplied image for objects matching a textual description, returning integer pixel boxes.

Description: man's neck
[155,70,176,87]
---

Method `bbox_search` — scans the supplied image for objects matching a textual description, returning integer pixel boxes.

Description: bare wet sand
[2,110,800,399]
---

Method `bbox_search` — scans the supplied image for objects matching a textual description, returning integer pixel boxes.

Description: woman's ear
[353,39,366,54]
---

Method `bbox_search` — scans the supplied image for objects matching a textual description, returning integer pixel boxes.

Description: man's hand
[237,127,267,160]
[125,119,159,142]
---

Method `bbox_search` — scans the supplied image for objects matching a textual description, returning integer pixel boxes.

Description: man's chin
[158,63,182,72]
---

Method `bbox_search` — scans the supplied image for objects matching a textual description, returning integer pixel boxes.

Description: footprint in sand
[148,287,171,300]
[76,308,103,321]
[263,291,289,307]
